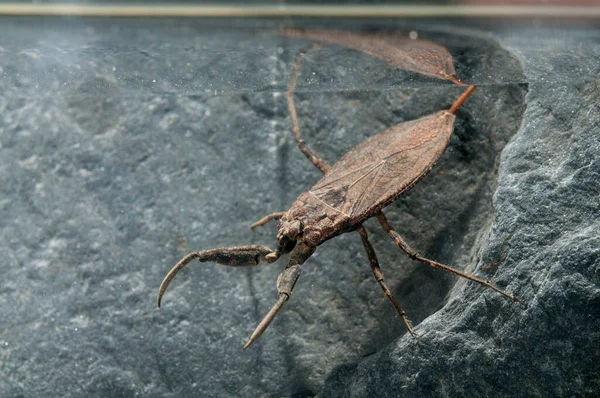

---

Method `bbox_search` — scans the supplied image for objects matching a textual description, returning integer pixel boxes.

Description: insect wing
[282,28,458,82]
[310,111,455,221]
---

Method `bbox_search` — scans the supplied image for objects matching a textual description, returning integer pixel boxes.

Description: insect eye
[286,220,302,240]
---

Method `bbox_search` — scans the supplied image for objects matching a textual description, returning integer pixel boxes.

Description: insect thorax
[280,192,351,247]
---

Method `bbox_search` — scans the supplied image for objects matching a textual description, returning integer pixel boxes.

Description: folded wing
[310,111,455,221]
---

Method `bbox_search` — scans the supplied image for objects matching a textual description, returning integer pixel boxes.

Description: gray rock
[320,26,600,398]
[0,17,597,398]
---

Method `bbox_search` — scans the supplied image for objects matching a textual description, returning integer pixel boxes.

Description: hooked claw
[157,245,274,308]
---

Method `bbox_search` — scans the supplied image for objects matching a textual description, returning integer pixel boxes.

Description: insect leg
[287,48,418,331]
[287,40,422,333]
[287,43,331,174]
[157,245,275,308]
[376,212,519,302]
[250,211,286,230]
[248,46,326,232]
[358,226,416,337]
[244,242,316,349]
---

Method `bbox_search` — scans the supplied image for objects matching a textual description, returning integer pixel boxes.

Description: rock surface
[0,17,597,397]
[320,26,600,398]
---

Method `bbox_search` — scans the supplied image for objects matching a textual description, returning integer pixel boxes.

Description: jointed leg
[358,227,416,336]
[157,245,276,308]
[287,44,331,174]
[287,48,417,331]
[244,242,316,349]
[376,213,519,302]
[250,211,286,230]
[249,47,327,233]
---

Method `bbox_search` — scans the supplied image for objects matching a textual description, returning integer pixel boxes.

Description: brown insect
[157,36,519,349]
[281,27,464,84]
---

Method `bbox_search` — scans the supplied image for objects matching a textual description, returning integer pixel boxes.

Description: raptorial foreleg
[157,245,276,308]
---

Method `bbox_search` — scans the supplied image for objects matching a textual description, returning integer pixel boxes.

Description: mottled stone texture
[0,17,597,398]
[320,29,600,397]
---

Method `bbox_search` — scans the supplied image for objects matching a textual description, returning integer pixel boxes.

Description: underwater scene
[0,2,599,397]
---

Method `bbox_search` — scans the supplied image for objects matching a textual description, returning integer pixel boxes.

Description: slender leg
[287,44,331,174]
[287,46,418,331]
[157,245,276,308]
[250,211,286,230]
[247,46,327,232]
[358,227,416,336]
[244,242,316,349]
[376,213,519,302]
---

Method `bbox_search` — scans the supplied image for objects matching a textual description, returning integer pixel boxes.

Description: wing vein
[314,162,374,191]
[350,161,387,217]
[348,160,386,189]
